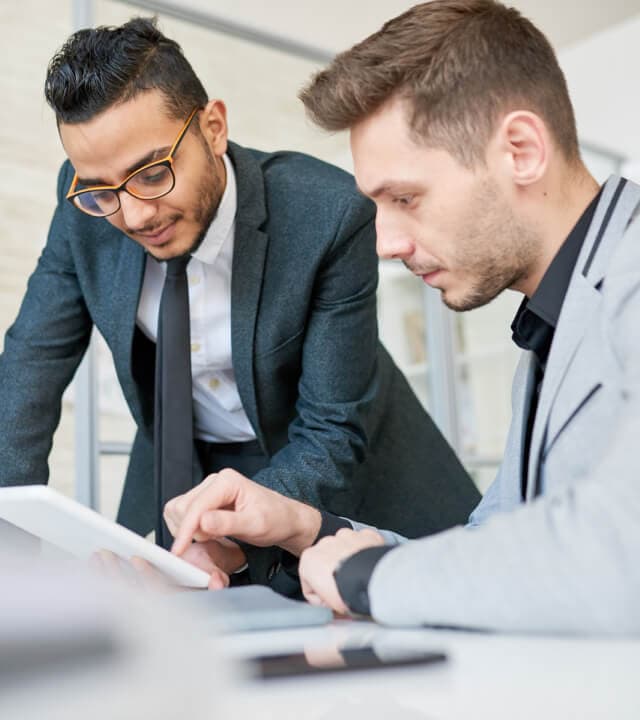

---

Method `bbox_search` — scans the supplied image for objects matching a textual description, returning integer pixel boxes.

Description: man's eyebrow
[355,181,401,199]
[368,184,392,199]
[77,146,171,186]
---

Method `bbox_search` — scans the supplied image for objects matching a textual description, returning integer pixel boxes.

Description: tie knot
[165,255,191,277]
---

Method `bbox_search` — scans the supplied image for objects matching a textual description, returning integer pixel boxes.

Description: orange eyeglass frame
[65,106,201,214]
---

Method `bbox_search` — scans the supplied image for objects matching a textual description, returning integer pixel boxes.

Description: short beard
[187,134,224,255]
[443,179,540,312]
[443,257,528,312]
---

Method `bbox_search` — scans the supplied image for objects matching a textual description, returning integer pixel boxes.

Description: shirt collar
[191,153,237,266]
[526,188,601,328]
[511,188,601,361]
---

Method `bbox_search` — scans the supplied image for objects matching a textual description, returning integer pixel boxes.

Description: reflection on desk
[218,620,640,720]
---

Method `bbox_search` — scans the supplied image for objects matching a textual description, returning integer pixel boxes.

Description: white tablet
[0,485,209,588]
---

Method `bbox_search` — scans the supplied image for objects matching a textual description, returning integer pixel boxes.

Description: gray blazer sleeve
[0,164,92,486]
[348,518,407,547]
[365,229,640,635]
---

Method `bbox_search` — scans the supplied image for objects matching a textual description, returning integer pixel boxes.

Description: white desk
[0,562,640,720]
[217,620,640,720]
[2,524,638,719]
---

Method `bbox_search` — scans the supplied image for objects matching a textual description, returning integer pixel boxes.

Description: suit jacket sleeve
[252,197,381,513]
[364,223,640,635]
[0,163,92,486]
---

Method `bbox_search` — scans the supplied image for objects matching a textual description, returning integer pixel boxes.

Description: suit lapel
[231,220,268,446]
[113,236,148,419]
[505,351,538,500]
[525,275,601,499]
[87,219,147,422]
[526,176,640,498]
[226,143,269,448]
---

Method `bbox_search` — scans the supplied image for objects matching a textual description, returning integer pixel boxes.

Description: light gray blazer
[360,176,640,634]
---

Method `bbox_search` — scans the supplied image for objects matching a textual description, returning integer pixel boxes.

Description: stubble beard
[443,179,540,312]
[185,143,224,256]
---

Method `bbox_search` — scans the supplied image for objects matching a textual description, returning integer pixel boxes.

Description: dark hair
[45,16,208,124]
[300,0,579,167]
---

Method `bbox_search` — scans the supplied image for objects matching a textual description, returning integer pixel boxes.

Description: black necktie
[154,255,193,549]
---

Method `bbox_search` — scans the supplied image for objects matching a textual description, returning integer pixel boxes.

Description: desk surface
[2,524,638,719]
[217,620,640,720]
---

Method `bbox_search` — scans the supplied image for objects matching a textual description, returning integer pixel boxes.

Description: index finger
[169,476,239,556]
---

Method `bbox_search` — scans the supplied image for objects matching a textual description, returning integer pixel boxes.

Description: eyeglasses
[66,107,201,218]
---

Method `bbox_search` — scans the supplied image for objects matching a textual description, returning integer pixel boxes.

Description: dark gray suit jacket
[0,142,479,584]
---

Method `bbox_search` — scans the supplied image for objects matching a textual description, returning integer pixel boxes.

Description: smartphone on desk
[250,645,447,680]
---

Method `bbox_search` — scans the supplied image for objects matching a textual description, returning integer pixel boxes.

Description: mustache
[127,213,182,235]
[403,259,441,275]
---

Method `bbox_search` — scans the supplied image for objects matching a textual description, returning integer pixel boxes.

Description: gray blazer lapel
[543,318,611,454]
[526,176,640,498]
[581,177,640,284]
[506,351,538,500]
[525,274,601,498]
[227,143,269,448]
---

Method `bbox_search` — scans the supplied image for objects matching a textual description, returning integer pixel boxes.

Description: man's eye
[136,166,171,185]
[393,195,414,206]
[141,171,167,184]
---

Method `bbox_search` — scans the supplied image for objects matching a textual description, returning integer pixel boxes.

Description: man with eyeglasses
[0,17,479,591]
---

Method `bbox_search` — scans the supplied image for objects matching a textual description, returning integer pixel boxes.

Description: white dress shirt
[136,155,257,443]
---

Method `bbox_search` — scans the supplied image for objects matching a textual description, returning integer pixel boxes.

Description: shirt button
[191,342,201,353]
[189,275,201,287]
[208,377,220,390]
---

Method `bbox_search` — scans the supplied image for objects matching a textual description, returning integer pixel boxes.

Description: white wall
[139,0,640,55]
[560,14,640,176]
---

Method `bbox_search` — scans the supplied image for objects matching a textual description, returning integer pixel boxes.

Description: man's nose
[375,214,414,260]
[118,192,159,232]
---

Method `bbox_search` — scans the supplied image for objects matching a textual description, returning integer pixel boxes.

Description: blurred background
[2,0,639,517]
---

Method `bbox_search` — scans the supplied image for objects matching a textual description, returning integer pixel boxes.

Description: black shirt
[328,189,602,616]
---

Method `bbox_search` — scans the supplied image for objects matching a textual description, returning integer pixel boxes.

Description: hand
[299,528,385,614]
[89,549,176,592]
[165,468,322,558]
[180,540,240,590]
[89,541,236,592]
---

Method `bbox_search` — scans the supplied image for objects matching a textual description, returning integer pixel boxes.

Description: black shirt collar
[511,189,601,365]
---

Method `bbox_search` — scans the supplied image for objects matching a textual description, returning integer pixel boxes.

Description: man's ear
[494,110,549,187]
[199,99,228,156]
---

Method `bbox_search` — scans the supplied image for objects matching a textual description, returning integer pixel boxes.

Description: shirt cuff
[313,511,352,544]
[333,545,394,615]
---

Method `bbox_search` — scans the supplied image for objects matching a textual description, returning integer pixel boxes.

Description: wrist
[333,545,394,615]
[230,545,248,573]
[281,501,322,556]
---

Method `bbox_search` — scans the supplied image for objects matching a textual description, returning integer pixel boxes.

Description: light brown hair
[299,0,579,167]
